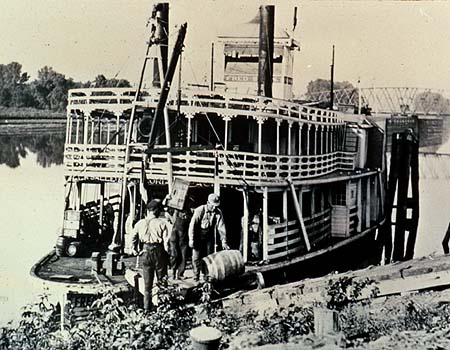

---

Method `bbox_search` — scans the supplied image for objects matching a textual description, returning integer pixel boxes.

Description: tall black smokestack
[154,3,169,76]
[257,5,274,98]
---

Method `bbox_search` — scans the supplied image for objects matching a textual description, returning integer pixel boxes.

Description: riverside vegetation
[1,277,450,349]
[0,62,130,116]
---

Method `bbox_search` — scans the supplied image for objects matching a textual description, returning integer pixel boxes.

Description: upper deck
[67,87,344,126]
[64,87,365,187]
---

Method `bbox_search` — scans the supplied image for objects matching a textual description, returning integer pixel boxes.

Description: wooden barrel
[202,250,245,282]
[55,235,71,257]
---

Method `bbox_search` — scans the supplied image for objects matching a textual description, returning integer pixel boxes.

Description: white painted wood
[263,187,269,261]
[242,191,249,263]
[287,122,292,155]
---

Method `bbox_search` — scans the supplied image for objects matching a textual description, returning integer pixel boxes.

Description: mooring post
[393,133,410,261]
[404,133,419,260]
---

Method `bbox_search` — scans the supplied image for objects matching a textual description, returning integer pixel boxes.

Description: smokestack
[257,5,274,98]
[154,3,169,76]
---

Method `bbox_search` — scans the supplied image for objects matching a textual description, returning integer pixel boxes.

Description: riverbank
[0,108,66,136]
[0,107,65,120]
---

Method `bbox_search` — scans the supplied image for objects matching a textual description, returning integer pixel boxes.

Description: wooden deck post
[242,191,249,263]
[357,178,362,232]
[99,183,105,236]
[298,123,302,155]
[262,187,269,261]
[306,124,311,155]
[224,116,230,151]
[75,115,80,144]
[276,120,281,155]
[314,126,318,155]
[287,121,292,155]
[283,189,289,256]
[66,113,71,143]
[186,113,193,147]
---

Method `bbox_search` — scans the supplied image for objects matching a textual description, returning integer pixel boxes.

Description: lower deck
[32,220,381,297]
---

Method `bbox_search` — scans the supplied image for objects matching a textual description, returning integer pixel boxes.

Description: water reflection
[0,132,65,168]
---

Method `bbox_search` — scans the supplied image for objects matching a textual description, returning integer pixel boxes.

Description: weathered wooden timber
[221,253,450,316]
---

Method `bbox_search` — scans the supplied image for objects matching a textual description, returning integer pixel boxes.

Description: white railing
[64,142,355,183]
[64,144,126,179]
[128,146,356,184]
[67,87,345,126]
[266,208,332,261]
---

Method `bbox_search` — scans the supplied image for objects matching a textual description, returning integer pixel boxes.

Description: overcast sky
[1,0,450,95]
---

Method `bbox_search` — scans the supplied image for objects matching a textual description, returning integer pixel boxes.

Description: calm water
[0,131,449,326]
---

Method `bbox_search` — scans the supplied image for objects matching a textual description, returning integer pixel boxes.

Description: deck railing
[266,208,332,261]
[67,87,345,126]
[63,142,355,183]
[64,144,126,179]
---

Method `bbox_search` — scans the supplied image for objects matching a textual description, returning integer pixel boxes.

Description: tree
[414,91,450,115]
[305,79,355,101]
[31,66,76,111]
[0,62,33,107]
[83,74,131,88]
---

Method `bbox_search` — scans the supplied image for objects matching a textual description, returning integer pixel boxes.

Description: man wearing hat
[131,199,170,311]
[188,193,230,282]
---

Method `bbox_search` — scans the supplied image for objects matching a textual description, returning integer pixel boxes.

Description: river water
[0,130,449,326]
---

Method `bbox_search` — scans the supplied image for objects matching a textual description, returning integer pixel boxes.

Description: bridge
[305,87,450,116]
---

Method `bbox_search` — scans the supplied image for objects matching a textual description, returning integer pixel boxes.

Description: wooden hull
[247,223,381,288]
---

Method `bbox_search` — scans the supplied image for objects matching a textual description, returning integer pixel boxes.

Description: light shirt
[132,213,170,251]
[188,204,227,244]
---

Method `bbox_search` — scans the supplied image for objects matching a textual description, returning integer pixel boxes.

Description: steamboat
[32,4,387,307]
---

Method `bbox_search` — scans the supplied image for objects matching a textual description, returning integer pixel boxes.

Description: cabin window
[229,116,250,150]
[332,182,346,206]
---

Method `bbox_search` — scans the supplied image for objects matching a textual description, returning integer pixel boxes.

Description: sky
[1,0,450,96]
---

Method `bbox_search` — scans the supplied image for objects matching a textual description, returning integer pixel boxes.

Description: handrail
[67,87,346,127]
[63,143,356,184]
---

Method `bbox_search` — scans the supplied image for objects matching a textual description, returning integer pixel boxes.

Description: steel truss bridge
[305,87,450,116]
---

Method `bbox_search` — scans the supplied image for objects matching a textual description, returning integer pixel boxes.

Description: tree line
[0,62,130,113]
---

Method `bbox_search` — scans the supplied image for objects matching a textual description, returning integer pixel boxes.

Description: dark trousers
[142,244,168,311]
[169,228,188,277]
[192,238,214,280]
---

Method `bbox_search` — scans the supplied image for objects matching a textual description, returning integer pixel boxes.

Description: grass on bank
[0,107,65,119]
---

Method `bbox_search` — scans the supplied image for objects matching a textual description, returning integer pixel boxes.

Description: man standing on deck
[132,199,170,312]
[168,207,191,279]
[188,193,230,282]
